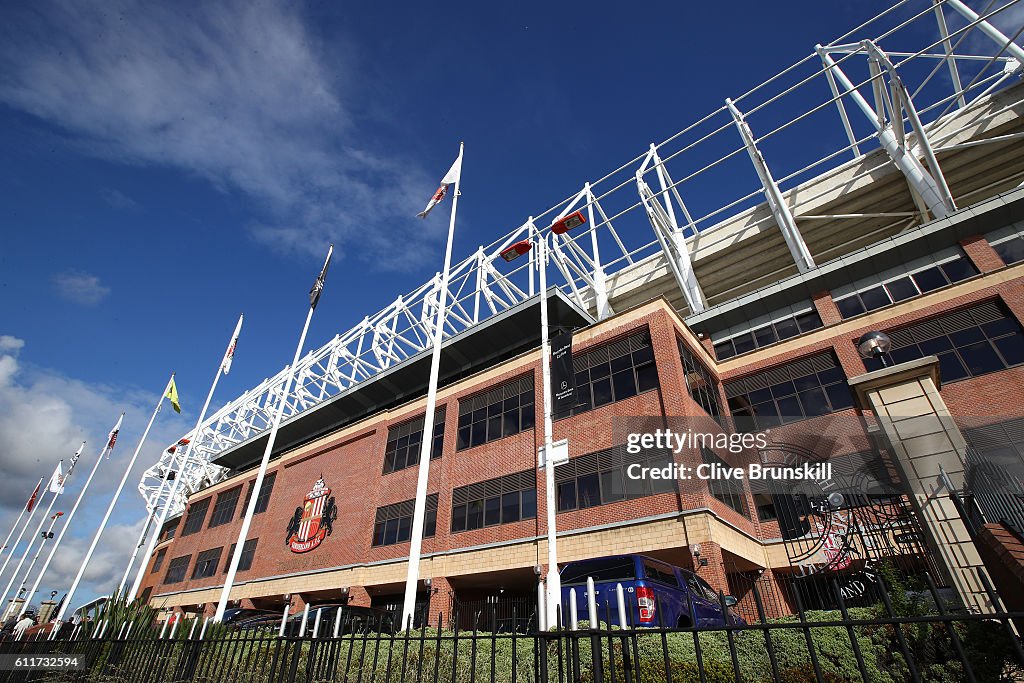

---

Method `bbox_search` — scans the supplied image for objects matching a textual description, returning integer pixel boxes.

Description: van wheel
[676,615,691,629]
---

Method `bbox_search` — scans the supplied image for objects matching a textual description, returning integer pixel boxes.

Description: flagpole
[127,314,244,603]
[0,468,63,617]
[53,375,174,627]
[11,512,63,615]
[0,478,42,566]
[18,417,121,619]
[115,499,159,599]
[401,142,463,629]
[537,228,561,629]
[215,254,330,621]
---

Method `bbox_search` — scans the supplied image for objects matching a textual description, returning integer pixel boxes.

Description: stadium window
[151,549,167,574]
[987,224,1024,265]
[163,555,190,585]
[701,449,750,519]
[180,498,211,537]
[678,339,721,419]
[384,408,445,474]
[457,376,534,450]
[208,486,242,528]
[833,251,978,319]
[754,493,778,521]
[242,471,277,515]
[861,301,1024,380]
[555,331,659,419]
[451,470,536,533]
[725,352,854,430]
[160,518,179,541]
[191,547,223,580]
[713,309,823,360]
[372,495,438,547]
[555,445,674,513]
[223,539,259,573]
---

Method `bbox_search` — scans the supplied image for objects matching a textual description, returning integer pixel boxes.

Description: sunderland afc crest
[286,477,337,553]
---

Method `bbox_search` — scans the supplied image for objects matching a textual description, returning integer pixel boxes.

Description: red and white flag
[417,153,462,219]
[221,315,244,375]
[25,481,41,512]
[106,413,125,455]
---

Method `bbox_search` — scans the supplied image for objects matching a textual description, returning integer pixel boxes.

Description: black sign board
[550,331,575,413]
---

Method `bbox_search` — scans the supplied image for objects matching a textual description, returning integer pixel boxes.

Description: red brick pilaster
[961,235,1005,273]
[812,290,842,327]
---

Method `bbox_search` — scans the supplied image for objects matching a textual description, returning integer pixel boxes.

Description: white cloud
[99,188,138,210]
[0,0,440,268]
[0,340,188,610]
[51,270,111,306]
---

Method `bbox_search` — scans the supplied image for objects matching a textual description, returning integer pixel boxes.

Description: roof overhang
[211,289,593,471]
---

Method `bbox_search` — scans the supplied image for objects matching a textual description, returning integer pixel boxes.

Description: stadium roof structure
[140,0,1024,517]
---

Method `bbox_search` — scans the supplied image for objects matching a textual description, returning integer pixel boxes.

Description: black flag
[309,244,334,309]
[550,330,575,414]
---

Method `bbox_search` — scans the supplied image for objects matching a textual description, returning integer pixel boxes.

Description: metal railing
[2,572,1022,682]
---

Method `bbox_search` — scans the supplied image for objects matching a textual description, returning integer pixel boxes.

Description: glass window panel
[631,344,654,365]
[836,296,865,318]
[625,471,645,497]
[451,504,466,532]
[520,405,535,431]
[373,522,386,546]
[816,366,843,385]
[958,340,1004,376]
[792,374,819,392]
[798,387,829,416]
[995,239,1024,265]
[557,481,576,511]
[913,266,947,292]
[383,519,398,546]
[889,346,921,365]
[521,489,537,519]
[611,370,636,402]
[950,326,984,347]
[397,516,411,543]
[466,500,483,530]
[825,383,854,411]
[577,473,601,509]
[994,333,1024,367]
[770,381,796,399]
[601,469,625,502]
[732,333,755,355]
[774,317,800,340]
[470,421,486,447]
[425,509,437,537]
[937,351,970,382]
[610,353,632,373]
[860,286,891,311]
[982,317,1018,338]
[486,415,503,442]
[885,277,918,302]
[457,426,471,451]
[747,387,772,404]
[795,311,823,332]
[501,492,520,523]
[484,496,501,526]
[776,396,802,419]
[753,326,776,348]
[714,340,735,360]
[592,378,613,407]
[940,257,977,283]
[590,362,610,379]
[502,412,519,438]
[918,335,953,356]
[636,363,659,392]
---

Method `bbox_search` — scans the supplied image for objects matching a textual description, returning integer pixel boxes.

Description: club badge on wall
[286,477,337,553]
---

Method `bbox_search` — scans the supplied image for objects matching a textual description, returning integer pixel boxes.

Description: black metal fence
[1,573,1021,683]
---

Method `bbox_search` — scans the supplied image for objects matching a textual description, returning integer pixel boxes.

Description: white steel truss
[140,0,1024,517]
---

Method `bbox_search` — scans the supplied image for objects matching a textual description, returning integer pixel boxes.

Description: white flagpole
[0,478,42,568]
[115,499,160,599]
[18,418,121,619]
[128,314,244,603]
[537,228,561,629]
[53,375,174,627]
[0,464,67,616]
[401,142,464,629]
[215,253,330,621]
[10,512,63,612]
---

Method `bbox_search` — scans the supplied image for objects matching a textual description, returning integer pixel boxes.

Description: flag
[67,442,85,477]
[165,378,181,414]
[309,245,334,310]
[47,462,63,495]
[221,321,241,375]
[25,481,41,512]
[106,414,125,455]
[417,153,463,219]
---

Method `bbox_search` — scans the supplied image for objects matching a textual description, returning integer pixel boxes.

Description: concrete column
[849,356,991,612]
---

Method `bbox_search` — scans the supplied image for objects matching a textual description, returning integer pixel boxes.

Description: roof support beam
[726,98,816,273]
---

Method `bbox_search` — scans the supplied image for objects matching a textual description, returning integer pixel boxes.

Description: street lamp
[857,331,893,367]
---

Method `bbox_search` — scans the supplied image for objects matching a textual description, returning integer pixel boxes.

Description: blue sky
[0,0,1014,611]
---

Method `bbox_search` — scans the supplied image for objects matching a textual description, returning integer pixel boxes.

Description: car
[559,554,744,629]
[220,608,279,626]
[283,604,397,637]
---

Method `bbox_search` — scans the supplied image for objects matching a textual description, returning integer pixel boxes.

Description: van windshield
[561,557,636,584]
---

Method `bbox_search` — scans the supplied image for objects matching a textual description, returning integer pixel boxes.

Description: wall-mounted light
[857,331,893,367]
[689,543,708,567]
[500,240,533,262]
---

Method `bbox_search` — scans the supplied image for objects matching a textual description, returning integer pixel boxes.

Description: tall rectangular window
[181,498,211,536]
[223,539,259,573]
[678,339,721,419]
[384,407,446,474]
[163,555,190,585]
[555,332,659,419]
[372,495,438,547]
[151,549,167,574]
[555,445,674,513]
[160,518,179,542]
[208,486,242,528]
[861,301,1024,381]
[242,472,277,515]
[191,547,223,580]
[451,470,536,533]
[701,448,750,519]
[457,377,534,450]
[725,352,854,430]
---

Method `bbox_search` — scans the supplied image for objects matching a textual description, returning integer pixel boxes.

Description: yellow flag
[166,378,181,414]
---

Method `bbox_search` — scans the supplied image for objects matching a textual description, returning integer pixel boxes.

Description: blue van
[558,554,743,628]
